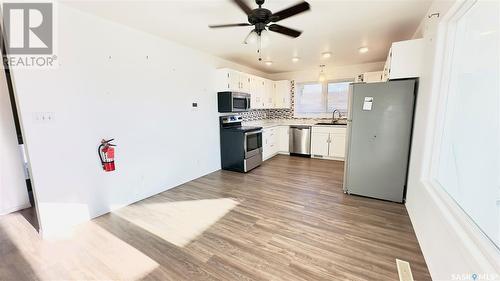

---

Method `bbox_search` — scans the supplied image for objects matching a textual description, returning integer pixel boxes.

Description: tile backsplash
[240,108,293,121]
[241,80,295,121]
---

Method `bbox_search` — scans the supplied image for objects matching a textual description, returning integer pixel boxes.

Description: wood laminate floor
[0,155,431,281]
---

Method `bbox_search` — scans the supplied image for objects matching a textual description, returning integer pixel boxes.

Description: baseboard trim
[0,203,32,216]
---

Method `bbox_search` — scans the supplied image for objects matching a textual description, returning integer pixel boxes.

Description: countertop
[242,119,348,129]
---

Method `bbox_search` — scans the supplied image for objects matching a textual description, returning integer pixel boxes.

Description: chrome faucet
[332,109,341,123]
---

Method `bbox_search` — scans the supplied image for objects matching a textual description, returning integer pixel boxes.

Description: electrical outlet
[33,112,55,123]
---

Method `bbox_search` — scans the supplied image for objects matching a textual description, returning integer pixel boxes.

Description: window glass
[327,82,350,115]
[295,83,324,113]
[295,80,352,117]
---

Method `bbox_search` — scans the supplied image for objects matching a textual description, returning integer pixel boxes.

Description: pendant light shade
[318,65,326,82]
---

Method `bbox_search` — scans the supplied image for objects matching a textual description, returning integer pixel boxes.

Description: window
[327,81,350,115]
[295,80,351,117]
[432,0,499,248]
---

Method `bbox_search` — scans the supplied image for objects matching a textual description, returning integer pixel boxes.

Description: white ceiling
[65,0,432,74]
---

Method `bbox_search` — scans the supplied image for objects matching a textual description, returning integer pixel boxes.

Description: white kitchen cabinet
[250,76,265,109]
[274,80,291,109]
[216,68,290,110]
[277,126,289,153]
[311,126,347,160]
[216,68,252,93]
[263,79,275,108]
[383,38,424,81]
[329,134,346,158]
[355,71,383,83]
[311,132,330,157]
[262,127,278,160]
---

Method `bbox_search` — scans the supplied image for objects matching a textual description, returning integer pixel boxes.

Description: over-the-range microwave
[217,92,251,112]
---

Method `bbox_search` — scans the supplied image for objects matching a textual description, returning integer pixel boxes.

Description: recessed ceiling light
[292,57,300,63]
[322,52,332,59]
[359,47,369,54]
[265,61,273,66]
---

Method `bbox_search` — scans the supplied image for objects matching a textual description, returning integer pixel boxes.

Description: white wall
[0,70,30,215]
[9,4,267,236]
[268,62,385,82]
[406,0,500,279]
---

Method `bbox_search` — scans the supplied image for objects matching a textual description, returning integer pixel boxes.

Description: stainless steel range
[219,115,263,173]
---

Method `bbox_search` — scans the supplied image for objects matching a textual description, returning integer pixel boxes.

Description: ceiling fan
[209,0,310,59]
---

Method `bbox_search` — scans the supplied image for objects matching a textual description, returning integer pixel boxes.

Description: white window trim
[293,78,353,118]
[415,0,500,272]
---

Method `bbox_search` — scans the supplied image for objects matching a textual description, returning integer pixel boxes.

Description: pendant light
[318,65,326,82]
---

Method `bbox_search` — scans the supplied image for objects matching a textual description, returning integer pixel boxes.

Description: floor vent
[396,259,414,281]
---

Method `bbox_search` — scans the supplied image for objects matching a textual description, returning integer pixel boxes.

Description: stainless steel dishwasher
[289,125,311,156]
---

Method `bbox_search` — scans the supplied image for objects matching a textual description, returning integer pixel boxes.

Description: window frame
[294,78,353,118]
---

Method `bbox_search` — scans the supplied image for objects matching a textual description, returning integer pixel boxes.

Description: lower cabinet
[263,126,290,161]
[329,134,346,158]
[277,126,289,153]
[311,132,330,156]
[262,125,345,162]
[262,127,277,160]
[311,126,347,160]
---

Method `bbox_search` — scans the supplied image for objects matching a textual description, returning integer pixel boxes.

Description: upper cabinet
[216,68,291,110]
[383,38,424,81]
[216,68,251,92]
[274,80,292,108]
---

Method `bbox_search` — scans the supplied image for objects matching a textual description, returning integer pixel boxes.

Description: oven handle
[245,130,262,136]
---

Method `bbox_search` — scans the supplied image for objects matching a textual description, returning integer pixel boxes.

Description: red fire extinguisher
[98,139,116,172]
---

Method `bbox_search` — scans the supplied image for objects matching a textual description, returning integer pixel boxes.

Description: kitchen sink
[315,121,347,126]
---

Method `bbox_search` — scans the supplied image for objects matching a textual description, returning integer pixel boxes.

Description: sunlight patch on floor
[0,213,159,281]
[113,198,240,247]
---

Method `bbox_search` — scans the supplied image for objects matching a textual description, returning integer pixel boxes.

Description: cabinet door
[228,70,241,91]
[273,82,282,108]
[263,79,275,108]
[329,134,346,158]
[311,132,330,157]
[277,126,289,152]
[250,76,261,109]
[280,80,291,108]
[256,79,265,108]
[273,80,291,109]
[240,73,252,93]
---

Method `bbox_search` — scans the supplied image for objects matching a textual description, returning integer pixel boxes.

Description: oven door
[244,130,262,158]
[232,94,251,111]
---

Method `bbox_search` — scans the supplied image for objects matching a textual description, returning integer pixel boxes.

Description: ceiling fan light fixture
[259,30,270,48]
[292,57,300,63]
[359,47,369,54]
[208,0,311,61]
[322,52,332,59]
[246,30,259,44]
[265,61,273,66]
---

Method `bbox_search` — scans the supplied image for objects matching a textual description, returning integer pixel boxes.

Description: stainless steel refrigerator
[343,80,416,203]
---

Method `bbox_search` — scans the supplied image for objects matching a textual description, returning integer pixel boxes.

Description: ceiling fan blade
[268,24,302,38]
[271,2,310,22]
[209,23,252,28]
[232,0,253,15]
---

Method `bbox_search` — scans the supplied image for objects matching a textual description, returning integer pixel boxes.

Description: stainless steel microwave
[217,92,251,112]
